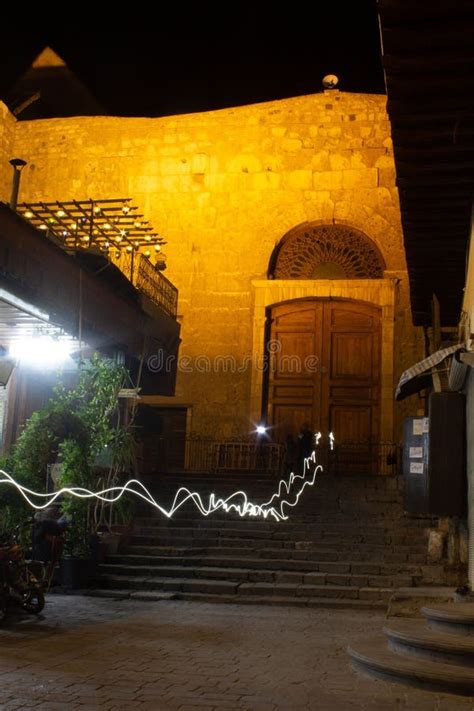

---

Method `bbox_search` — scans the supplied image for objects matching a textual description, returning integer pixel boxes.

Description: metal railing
[133,254,178,318]
[117,252,178,318]
[183,436,284,475]
[149,436,401,477]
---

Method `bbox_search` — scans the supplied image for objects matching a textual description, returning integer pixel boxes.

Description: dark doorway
[135,406,187,474]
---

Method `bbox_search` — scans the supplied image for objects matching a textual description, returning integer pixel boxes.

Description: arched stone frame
[268,222,386,280]
[250,279,397,448]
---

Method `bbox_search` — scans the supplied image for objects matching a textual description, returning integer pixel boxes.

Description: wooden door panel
[268,300,381,459]
[330,405,372,442]
[330,386,373,402]
[273,332,315,377]
[272,385,314,401]
[273,306,317,329]
[330,333,374,380]
[331,307,375,331]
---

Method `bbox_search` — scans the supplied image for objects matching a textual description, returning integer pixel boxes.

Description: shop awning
[395,344,460,401]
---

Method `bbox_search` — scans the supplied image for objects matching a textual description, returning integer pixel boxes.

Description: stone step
[106,469,452,613]
[99,574,239,595]
[383,619,474,666]
[98,574,395,601]
[422,603,474,635]
[84,589,176,602]
[107,553,440,579]
[132,525,426,546]
[129,534,427,554]
[348,636,474,695]
[99,562,416,588]
[125,544,428,565]
[133,519,430,536]
[175,592,387,610]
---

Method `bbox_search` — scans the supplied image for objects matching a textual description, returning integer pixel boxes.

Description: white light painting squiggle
[0,453,321,523]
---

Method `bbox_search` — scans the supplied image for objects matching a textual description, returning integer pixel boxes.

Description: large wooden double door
[267,299,381,447]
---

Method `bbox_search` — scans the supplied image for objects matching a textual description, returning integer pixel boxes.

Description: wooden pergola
[17,197,166,255]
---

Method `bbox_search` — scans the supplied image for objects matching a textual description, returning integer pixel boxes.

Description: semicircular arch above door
[268,224,386,280]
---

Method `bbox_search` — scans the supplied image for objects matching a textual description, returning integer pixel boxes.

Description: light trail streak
[0,452,321,522]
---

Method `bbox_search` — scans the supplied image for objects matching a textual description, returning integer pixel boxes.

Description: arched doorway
[252,222,392,473]
[267,298,381,445]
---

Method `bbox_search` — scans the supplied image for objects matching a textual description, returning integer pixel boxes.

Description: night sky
[0,3,384,117]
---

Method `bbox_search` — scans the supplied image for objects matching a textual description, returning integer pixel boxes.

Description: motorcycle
[0,523,45,620]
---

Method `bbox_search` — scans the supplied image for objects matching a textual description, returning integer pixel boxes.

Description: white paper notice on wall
[409,446,423,458]
[423,417,429,433]
[412,419,424,435]
[410,462,424,474]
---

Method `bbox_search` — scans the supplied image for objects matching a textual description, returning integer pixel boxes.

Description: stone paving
[0,595,473,710]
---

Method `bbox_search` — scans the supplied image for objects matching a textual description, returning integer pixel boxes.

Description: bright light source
[9,336,75,368]
[256,425,267,435]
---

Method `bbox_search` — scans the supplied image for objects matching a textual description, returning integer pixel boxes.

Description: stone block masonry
[4,90,424,437]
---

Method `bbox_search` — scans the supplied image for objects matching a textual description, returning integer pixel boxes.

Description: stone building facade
[1,90,423,450]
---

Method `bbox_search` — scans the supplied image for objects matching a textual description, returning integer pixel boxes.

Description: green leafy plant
[6,353,137,557]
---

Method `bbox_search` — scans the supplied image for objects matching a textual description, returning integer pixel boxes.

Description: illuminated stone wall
[0,103,17,202]
[6,92,423,439]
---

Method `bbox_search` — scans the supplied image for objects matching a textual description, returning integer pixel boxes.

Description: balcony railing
[117,252,178,318]
[132,254,178,318]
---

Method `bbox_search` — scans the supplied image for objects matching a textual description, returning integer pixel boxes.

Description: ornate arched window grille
[268,224,385,279]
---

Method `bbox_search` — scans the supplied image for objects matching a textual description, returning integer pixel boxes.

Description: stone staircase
[94,470,459,608]
[348,603,474,694]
